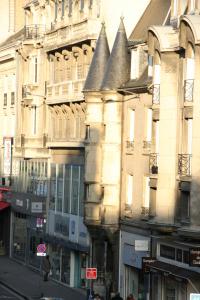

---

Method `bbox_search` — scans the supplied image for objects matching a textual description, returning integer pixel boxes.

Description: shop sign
[190,294,200,300]
[3,138,12,176]
[142,257,156,273]
[86,268,97,279]
[135,240,149,251]
[16,199,23,207]
[189,248,200,267]
[31,202,43,213]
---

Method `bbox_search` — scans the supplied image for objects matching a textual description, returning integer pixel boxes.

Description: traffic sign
[86,268,97,279]
[37,243,46,256]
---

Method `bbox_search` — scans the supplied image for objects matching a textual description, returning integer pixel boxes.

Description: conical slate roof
[83,23,110,92]
[101,18,131,91]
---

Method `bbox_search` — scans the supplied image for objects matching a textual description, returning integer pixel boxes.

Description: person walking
[127,294,135,300]
[42,254,51,281]
[112,292,123,300]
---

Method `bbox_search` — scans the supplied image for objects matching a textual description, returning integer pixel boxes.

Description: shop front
[9,192,46,266]
[46,210,90,288]
[119,230,150,300]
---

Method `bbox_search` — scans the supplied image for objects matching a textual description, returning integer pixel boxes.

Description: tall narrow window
[186,58,195,80]
[128,109,135,142]
[143,176,150,208]
[32,106,37,135]
[80,0,84,11]
[11,92,15,105]
[61,0,65,17]
[148,55,153,77]
[173,0,178,16]
[55,0,58,21]
[126,174,133,206]
[146,108,152,142]
[187,118,193,155]
[190,0,195,11]
[131,49,139,80]
[34,57,38,83]
[4,93,7,106]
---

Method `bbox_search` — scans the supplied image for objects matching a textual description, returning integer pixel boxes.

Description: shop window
[160,244,175,260]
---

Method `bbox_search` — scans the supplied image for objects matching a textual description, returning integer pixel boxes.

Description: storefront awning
[148,260,200,282]
[0,201,10,211]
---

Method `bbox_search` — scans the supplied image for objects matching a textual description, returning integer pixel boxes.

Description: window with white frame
[143,176,150,208]
[148,55,153,77]
[126,174,133,207]
[145,108,152,142]
[185,57,195,80]
[128,109,135,142]
[29,56,38,84]
[187,118,193,155]
[130,48,139,80]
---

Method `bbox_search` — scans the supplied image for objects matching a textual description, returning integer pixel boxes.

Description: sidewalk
[0,256,86,300]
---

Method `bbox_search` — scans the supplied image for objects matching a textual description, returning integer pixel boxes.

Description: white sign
[190,294,200,300]
[31,202,42,213]
[37,253,46,256]
[135,240,149,251]
[3,138,12,176]
[16,199,23,207]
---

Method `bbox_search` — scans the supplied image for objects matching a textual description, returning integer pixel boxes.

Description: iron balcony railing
[184,79,194,102]
[141,206,149,217]
[152,84,160,104]
[126,140,134,151]
[178,154,192,176]
[24,25,45,40]
[149,153,158,174]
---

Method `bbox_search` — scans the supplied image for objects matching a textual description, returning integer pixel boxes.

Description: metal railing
[149,153,158,174]
[24,25,45,40]
[184,79,194,102]
[152,84,160,104]
[143,141,151,150]
[178,154,192,176]
[126,140,134,151]
[141,206,149,217]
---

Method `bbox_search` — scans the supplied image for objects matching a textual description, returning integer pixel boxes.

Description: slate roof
[129,0,171,42]
[83,23,110,92]
[0,28,24,47]
[101,18,131,91]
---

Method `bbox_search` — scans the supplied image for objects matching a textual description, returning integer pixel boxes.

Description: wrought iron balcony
[141,206,149,217]
[143,141,151,150]
[178,154,192,176]
[149,153,158,175]
[184,79,194,102]
[126,140,134,151]
[24,25,45,40]
[152,84,160,104]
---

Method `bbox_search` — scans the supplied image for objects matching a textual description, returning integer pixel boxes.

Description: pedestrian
[94,294,101,300]
[127,294,135,300]
[42,254,51,281]
[112,292,123,300]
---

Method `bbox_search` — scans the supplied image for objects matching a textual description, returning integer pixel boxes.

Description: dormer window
[130,48,139,80]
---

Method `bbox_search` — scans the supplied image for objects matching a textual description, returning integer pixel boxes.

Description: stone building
[0,0,151,291]
[83,0,200,299]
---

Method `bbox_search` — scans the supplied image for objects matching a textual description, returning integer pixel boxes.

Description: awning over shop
[148,260,200,282]
[0,201,10,211]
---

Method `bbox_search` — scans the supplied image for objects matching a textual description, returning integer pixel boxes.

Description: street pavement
[0,283,24,299]
[0,256,86,300]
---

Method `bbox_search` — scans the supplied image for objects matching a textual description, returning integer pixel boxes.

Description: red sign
[86,268,97,279]
[37,243,46,253]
